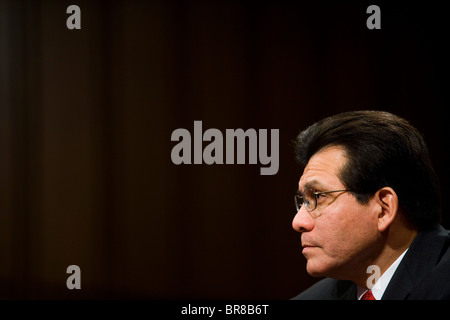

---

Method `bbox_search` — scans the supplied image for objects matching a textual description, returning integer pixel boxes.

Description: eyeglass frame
[295,188,352,215]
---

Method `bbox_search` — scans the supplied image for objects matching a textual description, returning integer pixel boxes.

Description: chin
[306,261,330,277]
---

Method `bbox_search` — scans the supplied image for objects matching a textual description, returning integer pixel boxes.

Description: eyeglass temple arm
[315,189,351,195]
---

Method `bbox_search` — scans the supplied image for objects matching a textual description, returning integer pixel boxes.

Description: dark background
[0,0,449,299]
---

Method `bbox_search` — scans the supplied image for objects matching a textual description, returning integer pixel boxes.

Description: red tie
[361,290,376,300]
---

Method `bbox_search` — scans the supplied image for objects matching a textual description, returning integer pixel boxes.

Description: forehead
[298,145,347,191]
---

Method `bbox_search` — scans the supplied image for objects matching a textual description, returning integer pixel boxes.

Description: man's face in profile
[292,145,381,280]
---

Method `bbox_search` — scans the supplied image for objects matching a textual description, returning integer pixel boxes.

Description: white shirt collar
[357,248,408,300]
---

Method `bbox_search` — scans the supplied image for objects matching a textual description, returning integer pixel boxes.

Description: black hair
[294,110,441,229]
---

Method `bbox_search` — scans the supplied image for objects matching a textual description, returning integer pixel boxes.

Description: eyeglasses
[294,188,351,218]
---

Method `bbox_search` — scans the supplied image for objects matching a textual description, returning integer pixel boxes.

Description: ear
[375,187,399,233]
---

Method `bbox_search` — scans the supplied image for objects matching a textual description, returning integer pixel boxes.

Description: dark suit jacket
[292,223,450,300]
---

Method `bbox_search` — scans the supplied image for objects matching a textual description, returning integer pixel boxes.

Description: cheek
[317,204,378,262]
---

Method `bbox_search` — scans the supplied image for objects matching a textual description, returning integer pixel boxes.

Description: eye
[315,193,326,201]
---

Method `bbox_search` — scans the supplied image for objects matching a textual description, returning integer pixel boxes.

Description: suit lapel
[334,280,357,300]
[382,224,448,299]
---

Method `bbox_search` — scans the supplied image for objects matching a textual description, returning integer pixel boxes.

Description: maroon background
[1,0,449,299]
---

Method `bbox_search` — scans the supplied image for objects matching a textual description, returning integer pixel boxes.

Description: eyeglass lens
[295,189,316,212]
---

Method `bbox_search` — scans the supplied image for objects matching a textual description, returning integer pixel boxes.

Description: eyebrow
[299,180,326,193]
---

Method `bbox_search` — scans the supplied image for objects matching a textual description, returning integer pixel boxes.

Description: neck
[352,221,418,289]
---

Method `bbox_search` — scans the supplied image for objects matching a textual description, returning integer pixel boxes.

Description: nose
[292,206,314,233]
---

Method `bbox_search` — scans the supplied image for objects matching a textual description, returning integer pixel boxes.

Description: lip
[301,245,318,254]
